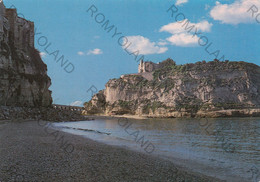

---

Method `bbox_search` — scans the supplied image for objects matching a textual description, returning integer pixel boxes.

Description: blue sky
[3,0,260,106]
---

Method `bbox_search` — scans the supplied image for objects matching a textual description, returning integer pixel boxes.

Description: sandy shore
[89,114,148,120]
[0,120,223,182]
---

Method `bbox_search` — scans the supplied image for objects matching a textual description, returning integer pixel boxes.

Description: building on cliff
[0,1,34,48]
[138,59,176,73]
[0,0,4,31]
[138,60,161,73]
[0,0,8,41]
[0,0,52,107]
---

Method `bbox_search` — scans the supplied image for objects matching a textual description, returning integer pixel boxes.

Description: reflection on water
[53,117,260,181]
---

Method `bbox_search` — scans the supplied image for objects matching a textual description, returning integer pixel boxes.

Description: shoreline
[88,114,148,120]
[0,120,224,182]
[1,106,260,123]
[53,117,253,182]
[84,108,260,119]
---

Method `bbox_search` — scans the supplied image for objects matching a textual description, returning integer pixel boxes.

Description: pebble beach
[0,120,223,182]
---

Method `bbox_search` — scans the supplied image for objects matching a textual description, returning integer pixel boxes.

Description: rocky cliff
[0,1,52,107]
[84,58,260,118]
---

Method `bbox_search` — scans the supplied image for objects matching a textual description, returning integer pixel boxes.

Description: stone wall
[0,106,88,122]
[5,8,34,49]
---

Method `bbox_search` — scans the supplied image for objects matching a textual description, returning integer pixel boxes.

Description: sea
[53,117,260,182]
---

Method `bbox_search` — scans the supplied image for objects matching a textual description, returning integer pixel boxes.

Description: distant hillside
[84,58,260,118]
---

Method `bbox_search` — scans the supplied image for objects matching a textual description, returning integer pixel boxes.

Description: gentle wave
[61,126,111,135]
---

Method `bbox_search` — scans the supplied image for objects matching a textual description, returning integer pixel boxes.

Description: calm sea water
[53,117,260,182]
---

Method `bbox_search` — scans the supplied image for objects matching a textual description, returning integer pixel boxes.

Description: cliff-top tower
[138,60,160,73]
[138,59,144,73]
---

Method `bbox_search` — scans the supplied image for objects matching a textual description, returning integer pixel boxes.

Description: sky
[3,0,260,106]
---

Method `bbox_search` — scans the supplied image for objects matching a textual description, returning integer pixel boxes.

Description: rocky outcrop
[84,58,260,118]
[0,1,52,107]
[0,106,89,122]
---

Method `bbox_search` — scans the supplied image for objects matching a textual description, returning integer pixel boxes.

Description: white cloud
[123,36,168,55]
[70,101,83,106]
[87,48,103,55]
[77,51,85,56]
[205,4,211,10]
[160,20,213,34]
[40,52,47,58]
[159,20,212,47]
[78,49,103,56]
[166,33,199,47]
[175,0,188,6]
[210,0,260,25]
[157,39,168,46]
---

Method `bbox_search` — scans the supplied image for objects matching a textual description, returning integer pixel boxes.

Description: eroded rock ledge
[84,59,260,118]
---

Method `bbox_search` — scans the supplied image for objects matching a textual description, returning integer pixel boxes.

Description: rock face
[0,1,52,107]
[84,58,260,117]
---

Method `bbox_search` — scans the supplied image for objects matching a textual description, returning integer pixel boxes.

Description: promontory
[84,59,260,118]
